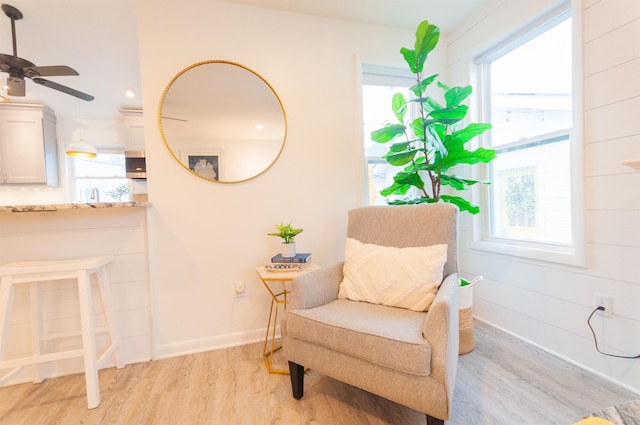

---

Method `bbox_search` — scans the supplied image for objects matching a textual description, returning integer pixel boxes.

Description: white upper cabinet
[0,104,58,186]
[121,108,145,150]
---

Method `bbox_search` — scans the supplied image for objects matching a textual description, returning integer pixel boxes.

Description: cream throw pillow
[338,238,448,312]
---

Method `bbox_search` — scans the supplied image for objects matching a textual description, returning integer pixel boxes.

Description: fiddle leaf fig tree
[371,20,496,214]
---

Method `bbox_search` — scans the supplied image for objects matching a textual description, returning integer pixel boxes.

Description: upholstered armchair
[282,203,459,425]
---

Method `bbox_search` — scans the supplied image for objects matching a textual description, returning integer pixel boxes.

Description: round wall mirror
[159,60,287,183]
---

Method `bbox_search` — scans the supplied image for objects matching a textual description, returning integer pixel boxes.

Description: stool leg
[95,267,124,369]
[0,276,15,364]
[77,270,100,409]
[29,283,44,383]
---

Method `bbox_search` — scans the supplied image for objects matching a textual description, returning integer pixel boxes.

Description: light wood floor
[0,321,636,425]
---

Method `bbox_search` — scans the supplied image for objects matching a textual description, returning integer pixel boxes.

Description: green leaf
[456,146,496,165]
[380,181,411,196]
[410,74,438,97]
[441,195,480,214]
[387,198,412,205]
[431,123,448,140]
[402,162,417,173]
[380,171,424,190]
[371,124,405,143]
[423,96,443,111]
[411,157,432,173]
[387,196,436,205]
[437,81,450,92]
[267,222,304,243]
[425,125,447,156]
[392,93,407,123]
[382,149,417,166]
[444,85,472,108]
[400,21,440,73]
[413,21,440,73]
[439,144,496,171]
[400,47,417,74]
[440,174,482,190]
[450,123,492,145]
[411,117,425,140]
[388,141,412,153]
[414,155,426,164]
[430,105,468,124]
[393,171,425,189]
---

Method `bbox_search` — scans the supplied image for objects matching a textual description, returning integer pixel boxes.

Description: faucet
[90,188,100,203]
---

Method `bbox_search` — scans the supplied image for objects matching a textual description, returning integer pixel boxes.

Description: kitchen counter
[0,200,153,385]
[0,201,151,213]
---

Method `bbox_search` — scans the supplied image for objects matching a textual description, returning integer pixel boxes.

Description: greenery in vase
[105,183,130,202]
[371,20,496,214]
[268,222,303,244]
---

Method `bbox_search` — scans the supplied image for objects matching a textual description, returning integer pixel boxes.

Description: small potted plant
[268,222,303,257]
[105,183,130,202]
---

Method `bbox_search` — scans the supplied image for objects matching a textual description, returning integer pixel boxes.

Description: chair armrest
[422,273,460,388]
[288,262,344,311]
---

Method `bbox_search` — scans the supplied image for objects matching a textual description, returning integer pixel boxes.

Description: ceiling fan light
[66,142,97,158]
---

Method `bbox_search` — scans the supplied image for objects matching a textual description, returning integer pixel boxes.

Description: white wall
[136,1,425,357]
[449,0,640,392]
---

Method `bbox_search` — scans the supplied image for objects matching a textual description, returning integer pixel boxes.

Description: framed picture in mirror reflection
[181,151,221,181]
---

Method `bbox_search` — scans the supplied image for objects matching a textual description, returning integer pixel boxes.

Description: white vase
[459,275,483,310]
[459,285,474,310]
[281,242,296,258]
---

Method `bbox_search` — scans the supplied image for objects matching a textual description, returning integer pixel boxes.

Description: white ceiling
[0,0,489,121]
[0,1,141,120]
[219,0,489,31]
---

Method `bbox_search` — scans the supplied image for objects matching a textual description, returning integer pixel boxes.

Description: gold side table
[256,264,320,374]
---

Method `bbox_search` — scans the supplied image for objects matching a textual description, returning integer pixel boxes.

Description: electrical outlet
[234,280,246,297]
[593,293,612,317]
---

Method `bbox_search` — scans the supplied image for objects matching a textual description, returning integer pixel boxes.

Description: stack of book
[270,252,312,264]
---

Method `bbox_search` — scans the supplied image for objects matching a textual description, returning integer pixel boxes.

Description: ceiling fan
[0,4,93,101]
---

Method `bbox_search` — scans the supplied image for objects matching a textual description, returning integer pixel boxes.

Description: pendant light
[66,138,97,158]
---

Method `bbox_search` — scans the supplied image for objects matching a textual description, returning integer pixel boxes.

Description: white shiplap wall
[449,0,640,393]
[0,207,152,385]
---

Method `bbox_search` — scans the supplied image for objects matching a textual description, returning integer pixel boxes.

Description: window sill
[469,238,586,267]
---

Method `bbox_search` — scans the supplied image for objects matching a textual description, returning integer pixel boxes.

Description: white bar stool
[0,255,124,409]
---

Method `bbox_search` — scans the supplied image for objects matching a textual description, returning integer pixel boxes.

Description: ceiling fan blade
[7,76,25,96]
[24,65,79,78]
[32,77,94,101]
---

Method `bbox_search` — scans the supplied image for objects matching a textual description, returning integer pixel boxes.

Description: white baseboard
[1,328,269,388]
[153,328,266,360]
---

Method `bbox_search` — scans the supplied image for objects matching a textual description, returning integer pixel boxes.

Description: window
[69,150,130,203]
[474,3,584,265]
[361,65,416,205]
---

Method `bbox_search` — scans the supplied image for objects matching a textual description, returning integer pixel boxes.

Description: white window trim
[359,62,417,205]
[469,0,585,267]
[66,147,127,203]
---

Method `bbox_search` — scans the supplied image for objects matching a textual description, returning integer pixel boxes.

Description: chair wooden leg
[426,414,444,425]
[288,361,304,400]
